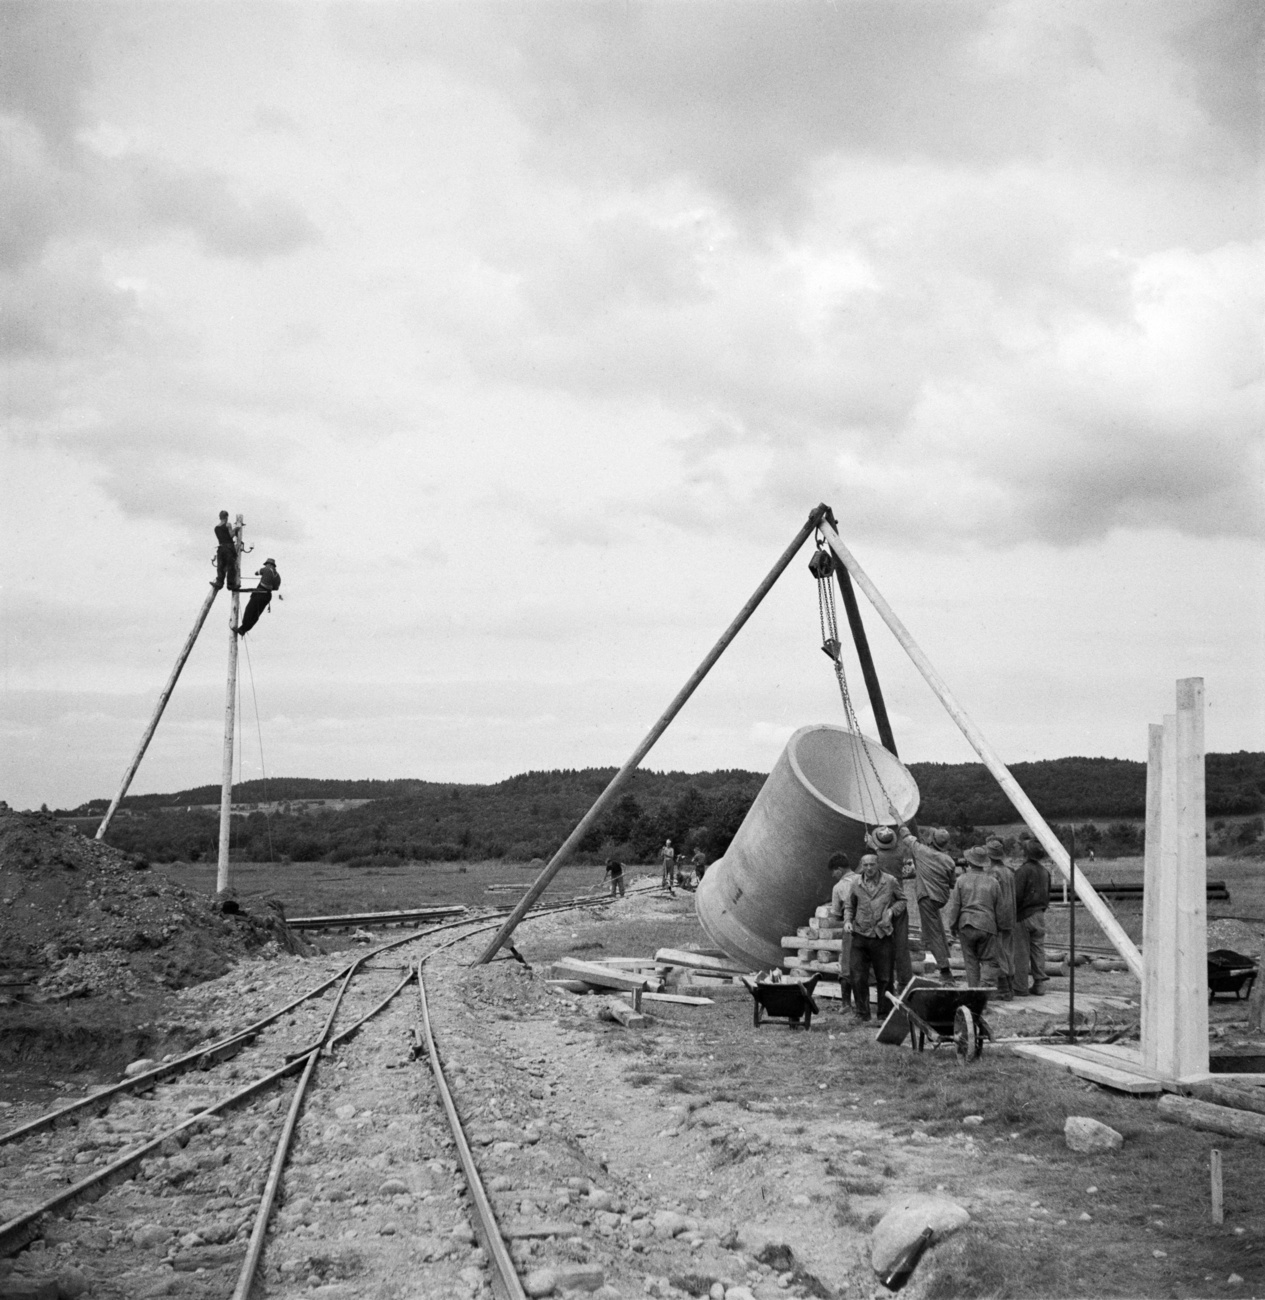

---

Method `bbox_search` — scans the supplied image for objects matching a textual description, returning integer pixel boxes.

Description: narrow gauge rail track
[0,893,615,1300]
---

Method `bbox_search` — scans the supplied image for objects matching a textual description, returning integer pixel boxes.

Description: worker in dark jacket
[943,846,1002,988]
[843,853,905,1020]
[236,558,281,637]
[1012,839,1052,996]
[212,511,239,590]
[900,825,957,984]
[985,836,1017,1000]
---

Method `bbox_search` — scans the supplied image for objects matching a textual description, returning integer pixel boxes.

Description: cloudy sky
[2,1,1261,811]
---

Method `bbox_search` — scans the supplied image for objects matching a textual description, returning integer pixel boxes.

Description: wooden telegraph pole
[216,515,245,894]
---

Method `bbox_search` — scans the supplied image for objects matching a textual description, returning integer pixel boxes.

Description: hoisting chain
[810,534,901,825]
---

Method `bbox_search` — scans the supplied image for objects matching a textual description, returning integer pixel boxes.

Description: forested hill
[73,752,1265,867]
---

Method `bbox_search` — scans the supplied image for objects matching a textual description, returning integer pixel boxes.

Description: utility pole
[216,515,244,894]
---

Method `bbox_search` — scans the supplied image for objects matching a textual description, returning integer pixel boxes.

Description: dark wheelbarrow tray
[877,976,994,1062]
[1208,949,1259,1001]
[742,973,821,1029]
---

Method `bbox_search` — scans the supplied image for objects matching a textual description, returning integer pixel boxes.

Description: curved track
[0,894,614,1299]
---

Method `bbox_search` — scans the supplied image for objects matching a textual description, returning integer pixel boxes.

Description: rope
[812,544,901,826]
[242,637,276,864]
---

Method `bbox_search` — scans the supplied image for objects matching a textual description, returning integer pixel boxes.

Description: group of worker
[827,826,1051,1021]
[659,840,708,894]
[212,510,281,637]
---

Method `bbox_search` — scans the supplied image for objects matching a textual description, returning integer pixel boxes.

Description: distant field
[151,856,644,917]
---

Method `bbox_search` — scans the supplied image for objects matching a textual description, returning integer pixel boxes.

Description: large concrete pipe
[695,723,920,970]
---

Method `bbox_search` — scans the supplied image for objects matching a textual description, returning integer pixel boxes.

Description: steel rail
[0,1049,311,1257]
[414,961,528,1300]
[1,894,612,1274]
[0,908,513,1148]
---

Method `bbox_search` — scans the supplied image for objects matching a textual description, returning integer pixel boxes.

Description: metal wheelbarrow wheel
[954,1005,985,1063]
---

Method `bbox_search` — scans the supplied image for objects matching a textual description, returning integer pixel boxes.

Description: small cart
[1208,949,1259,1002]
[877,976,993,1063]
[742,973,821,1030]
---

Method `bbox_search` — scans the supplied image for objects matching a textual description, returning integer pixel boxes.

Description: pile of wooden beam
[544,947,757,1020]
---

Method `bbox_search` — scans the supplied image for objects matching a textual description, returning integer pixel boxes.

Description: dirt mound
[0,809,311,1001]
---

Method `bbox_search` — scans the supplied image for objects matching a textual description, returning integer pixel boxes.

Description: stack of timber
[287,904,466,930]
[546,947,757,1009]
[782,904,844,976]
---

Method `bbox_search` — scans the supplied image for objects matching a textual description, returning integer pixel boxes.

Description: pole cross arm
[818,519,1143,981]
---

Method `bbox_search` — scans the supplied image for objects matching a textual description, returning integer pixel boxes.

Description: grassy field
[151,855,636,916]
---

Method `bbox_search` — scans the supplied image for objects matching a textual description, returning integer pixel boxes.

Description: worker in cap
[943,847,1002,988]
[932,828,952,850]
[982,836,1017,998]
[235,557,281,637]
[1012,839,1051,995]
[898,825,957,984]
[867,824,914,991]
[826,851,859,1013]
[211,510,240,591]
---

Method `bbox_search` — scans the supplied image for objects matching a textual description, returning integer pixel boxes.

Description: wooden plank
[642,992,714,1006]
[782,937,843,953]
[550,959,649,992]
[1010,1043,1162,1094]
[601,999,647,1028]
[654,948,751,976]
[1159,1093,1265,1142]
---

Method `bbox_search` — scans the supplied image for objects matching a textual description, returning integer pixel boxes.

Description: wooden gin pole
[216,515,245,894]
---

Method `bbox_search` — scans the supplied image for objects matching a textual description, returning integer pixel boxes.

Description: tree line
[74,751,1264,866]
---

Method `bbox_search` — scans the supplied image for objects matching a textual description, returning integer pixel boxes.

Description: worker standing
[660,840,676,894]
[1012,839,1051,996]
[843,852,904,1020]
[826,850,859,1012]
[899,825,957,985]
[211,510,239,591]
[870,826,913,993]
[604,857,626,899]
[236,558,281,637]
[985,836,1017,1000]
[943,846,1002,988]
[690,847,707,885]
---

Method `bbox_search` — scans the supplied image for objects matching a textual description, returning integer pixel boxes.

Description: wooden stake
[1211,1148,1224,1224]
[1174,677,1210,1078]
[95,582,219,840]
[216,516,244,895]
[818,519,1143,980]
[475,504,831,964]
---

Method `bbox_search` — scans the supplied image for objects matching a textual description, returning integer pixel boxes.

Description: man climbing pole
[212,510,239,590]
[235,557,281,637]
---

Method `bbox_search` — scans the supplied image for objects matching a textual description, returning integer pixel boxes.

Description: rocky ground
[1,839,1263,1298]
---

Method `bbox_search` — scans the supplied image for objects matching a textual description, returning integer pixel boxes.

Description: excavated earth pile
[0,810,313,1082]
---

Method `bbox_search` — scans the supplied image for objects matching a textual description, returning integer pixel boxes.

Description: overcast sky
[2,1,1261,811]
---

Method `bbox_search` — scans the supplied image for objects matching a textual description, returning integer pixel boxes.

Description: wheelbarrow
[1208,949,1259,1001]
[741,973,821,1030]
[877,976,993,1063]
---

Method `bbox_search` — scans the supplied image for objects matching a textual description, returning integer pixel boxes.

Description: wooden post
[818,519,1143,980]
[216,516,244,894]
[1210,1149,1224,1225]
[1068,826,1076,1044]
[1174,677,1210,1078]
[95,583,219,840]
[1141,721,1176,1074]
[475,504,831,964]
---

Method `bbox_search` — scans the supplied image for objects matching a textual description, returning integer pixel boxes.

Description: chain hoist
[809,533,901,824]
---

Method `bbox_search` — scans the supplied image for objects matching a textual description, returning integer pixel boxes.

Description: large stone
[870,1194,970,1275]
[55,1267,88,1300]
[133,1224,173,1249]
[1063,1117,1124,1153]
[523,1268,557,1298]
[653,1210,691,1239]
[123,1058,157,1078]
[555,1264,604,1292]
